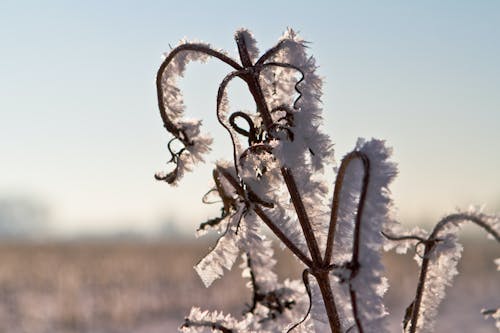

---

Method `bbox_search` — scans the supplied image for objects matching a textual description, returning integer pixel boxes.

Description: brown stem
[281,167,324,263]
[156,43,242,135]
[408,213,500,333]
[315,271,343,333]
[347,156,370,333]
[243,70,325,264]
[236,35,341,332]
[324,151,369,266]
[349,154,370,270]
[216,166,313,267]
[381,232,426,244]
[254,206,314,268]
[318,151,370,333]
[238,35,323,264]
[328,151,370,333]
[407,241,433,333]
[216,69,251,177]
[255,39,288,66]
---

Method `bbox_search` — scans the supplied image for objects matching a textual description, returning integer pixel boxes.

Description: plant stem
[217,166,313,267]
[315,271,343,332]
[156,44,242,137]
[324,152,369,266]
[408,214,500,333]
[281,167,323,264]
[235,34,341,333]
[408,241,431,333]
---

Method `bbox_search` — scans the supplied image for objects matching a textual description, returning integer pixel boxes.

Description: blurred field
[0,239,497,333]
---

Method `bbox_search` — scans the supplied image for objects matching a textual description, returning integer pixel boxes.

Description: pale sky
[1,0,499,236]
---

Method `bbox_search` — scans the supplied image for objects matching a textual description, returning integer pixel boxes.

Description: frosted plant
[383,209,500,333]
[153,28,500,332]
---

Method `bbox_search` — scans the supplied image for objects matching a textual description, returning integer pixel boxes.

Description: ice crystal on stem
[153,28,500,333]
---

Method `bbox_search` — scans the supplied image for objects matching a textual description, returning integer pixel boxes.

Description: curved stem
[156,43,242,136]
[216,69,251,179]
[321,150,370,333]
[256,39,288,66]
[216,166,313,268]
[324,151,370,266]
[428,213,499,241]
[228,111,256,139]
[408,213,500,333]
[347,154,370,333]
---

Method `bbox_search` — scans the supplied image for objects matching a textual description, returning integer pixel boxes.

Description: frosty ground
[0,240,496,333]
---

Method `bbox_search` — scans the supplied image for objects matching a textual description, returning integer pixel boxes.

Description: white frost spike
[160,40,211,121]
[236,28,259,63]
[158,40,217,184]
[329,275,355,331]
[182,307,253,332]
[194,208,243,287]
[238,212,279,293]
[349,138,396,333]
[273,28,335,172]
[330,138,396,333]
[171,119,213,185]
[259,28,334,254]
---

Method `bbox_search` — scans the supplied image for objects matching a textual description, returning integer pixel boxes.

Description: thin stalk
[408,213,500,333]
[315,271,343,333]
[236,33,341,332]
[324,151,370,332]
[407,241,432,333]
[324,151,369,266]
[347,154,370,333]
[350,154,370,269]
[156,43,242,136]
[237,38,323,265]
[216,166,313,268]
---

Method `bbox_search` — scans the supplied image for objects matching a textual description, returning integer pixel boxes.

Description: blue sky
[1,1,499,235]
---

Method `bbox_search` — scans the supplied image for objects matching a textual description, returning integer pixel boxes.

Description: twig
[408,213,500,333]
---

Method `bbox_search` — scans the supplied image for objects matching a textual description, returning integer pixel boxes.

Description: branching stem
[156,44,242,138]
[407,213,500,333]
[233,33,342,332]
[216,166,313,267]
[156,30,500,333]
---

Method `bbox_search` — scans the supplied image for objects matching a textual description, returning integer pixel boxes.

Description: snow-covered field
[0,240,496,332]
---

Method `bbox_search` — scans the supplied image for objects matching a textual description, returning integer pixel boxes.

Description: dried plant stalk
[153,28,500,333]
